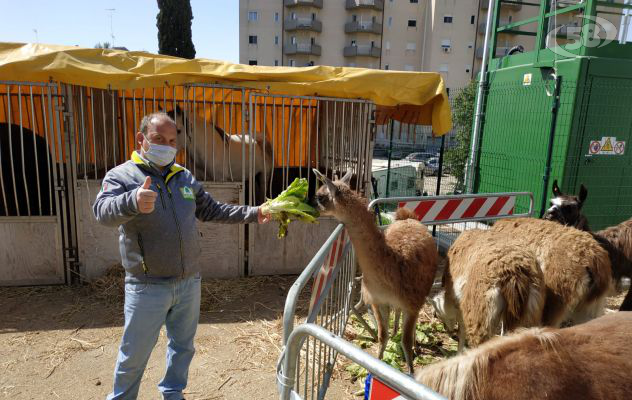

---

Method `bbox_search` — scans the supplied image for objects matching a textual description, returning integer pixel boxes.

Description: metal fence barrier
[277,192,534,399]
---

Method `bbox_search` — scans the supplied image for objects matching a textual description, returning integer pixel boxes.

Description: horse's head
[543,180,588,229]
[161,105,192,150]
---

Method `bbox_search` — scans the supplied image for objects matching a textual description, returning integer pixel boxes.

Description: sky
[0,0,239,62]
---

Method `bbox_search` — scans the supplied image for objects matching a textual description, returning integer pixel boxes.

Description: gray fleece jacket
[93,151,259,283]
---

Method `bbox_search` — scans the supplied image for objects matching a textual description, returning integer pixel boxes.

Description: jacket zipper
[164,179,185,278]
[156,183,166,209]
[137,233,149,274]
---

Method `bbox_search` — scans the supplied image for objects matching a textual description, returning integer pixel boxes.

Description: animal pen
[0,42,450,284]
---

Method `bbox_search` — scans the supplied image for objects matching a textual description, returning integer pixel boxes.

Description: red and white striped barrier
[308,228,349,315]
[368,376,410,400]
[369,192,533,225]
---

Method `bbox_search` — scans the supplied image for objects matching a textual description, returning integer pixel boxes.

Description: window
[410,0,418,3]
[370,40,376,47]
[274,36,279,45]
[311,12,316,21]
[248,11,258,21]
[444,15,453,23]
[352,14,358,22]
[248,35,258,44]
[406,42,417,51]
[384,64,389,70]
[289,59,296,67]
[274,60,279,66]
[408,19,417,27]
[291,36,297,45]
[404,65,414,71]
[471,15,476,24]
[291,12,297,20]
[385,41,391,50]
[249,60,258,65]
[351,39,357,46]
[275,12,279,22]
[310,37,315,45]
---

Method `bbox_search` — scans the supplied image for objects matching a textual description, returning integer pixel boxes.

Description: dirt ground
[0,268,626,400]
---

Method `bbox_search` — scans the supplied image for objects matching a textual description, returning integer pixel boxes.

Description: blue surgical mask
[142,135,177,167]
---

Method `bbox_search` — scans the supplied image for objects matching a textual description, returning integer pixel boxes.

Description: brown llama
[313,169,438,373]
[492,217,613,327]
[543,182,632,311]
[415,312,632,400]
[542,179,590,230]
[430,229,545,351]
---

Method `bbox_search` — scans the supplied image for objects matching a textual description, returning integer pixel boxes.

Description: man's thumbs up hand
[137,176,157,214]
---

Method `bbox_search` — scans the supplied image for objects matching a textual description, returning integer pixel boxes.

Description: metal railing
[344,45,381,58]
[345,0,385,10]
[284,43,322,56]
[284,18,323,32]
[345,21,383,34]
[277,193,534,399]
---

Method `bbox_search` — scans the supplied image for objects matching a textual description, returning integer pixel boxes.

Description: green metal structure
[474,0,632,230]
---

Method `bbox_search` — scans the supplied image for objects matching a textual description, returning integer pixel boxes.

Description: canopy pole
[465,0,496,193]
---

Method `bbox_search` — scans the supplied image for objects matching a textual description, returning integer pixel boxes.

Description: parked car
[424,157,440,176]
[404,152,437,163]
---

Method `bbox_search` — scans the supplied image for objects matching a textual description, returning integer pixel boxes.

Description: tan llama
[313,169,438,373]
[416,312,632,400]
[492,217,613,327]
[431,229,546,351]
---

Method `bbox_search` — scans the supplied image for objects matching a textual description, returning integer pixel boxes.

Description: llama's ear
[313,169,337,195]
[313,168,327,183]
[552,180,561,197]
[579,184,588,204]
[340,168,353,185]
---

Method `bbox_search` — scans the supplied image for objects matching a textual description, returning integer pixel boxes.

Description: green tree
[444,80,477,193]
[94,42,111,49]
[156,0,196,59]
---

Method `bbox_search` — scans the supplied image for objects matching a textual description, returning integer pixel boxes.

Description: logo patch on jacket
[180,186,195,200]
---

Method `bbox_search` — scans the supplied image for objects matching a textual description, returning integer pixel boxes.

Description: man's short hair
[139,112,176,135]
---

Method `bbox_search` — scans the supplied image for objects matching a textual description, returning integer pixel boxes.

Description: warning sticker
[588,137,625,156]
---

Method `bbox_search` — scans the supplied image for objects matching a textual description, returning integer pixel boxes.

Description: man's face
[136,117,178,154]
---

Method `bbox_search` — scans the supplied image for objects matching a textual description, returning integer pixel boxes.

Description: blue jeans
[107,276,201,400]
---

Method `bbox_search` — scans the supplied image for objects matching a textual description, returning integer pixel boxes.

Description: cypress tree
[156,0,196,59]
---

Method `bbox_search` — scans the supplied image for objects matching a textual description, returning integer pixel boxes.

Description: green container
[474,0,632,230]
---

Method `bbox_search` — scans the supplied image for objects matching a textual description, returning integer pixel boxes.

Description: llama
[430,229,545,351]
[492,217,613,327]
[166,106,273,204]
[415,312,632,400]
[313,169,438,373]
[542,179,589,230]
[544,182,632,311]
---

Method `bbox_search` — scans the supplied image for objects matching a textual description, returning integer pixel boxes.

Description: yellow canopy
[0,42,452,134]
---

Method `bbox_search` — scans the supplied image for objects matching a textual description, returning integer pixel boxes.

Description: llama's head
[312,168,357,222]
[542,180,587,228]
[429,291,459,334]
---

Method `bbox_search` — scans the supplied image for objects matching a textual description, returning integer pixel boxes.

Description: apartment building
[240,0,540,90]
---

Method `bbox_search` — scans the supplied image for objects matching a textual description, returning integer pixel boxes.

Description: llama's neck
[338,196,392,274]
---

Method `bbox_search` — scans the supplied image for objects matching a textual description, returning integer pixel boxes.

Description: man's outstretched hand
[258,207,271,224]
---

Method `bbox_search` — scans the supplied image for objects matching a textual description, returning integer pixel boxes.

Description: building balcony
[345,0,384,11]
[345,21,383,34]
[344,44,381,58]
[475,46,511,58]
[284,0,323,8]
[284,17,323,32]
[481,1,522,11]
[283,42,322,56]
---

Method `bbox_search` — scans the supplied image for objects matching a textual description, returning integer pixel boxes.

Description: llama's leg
[457,323,466,354]
[351,277,377,340]
[371,304,390,360]
[620,286,632,311]
[401,311,418,374]
[391,309,401,338]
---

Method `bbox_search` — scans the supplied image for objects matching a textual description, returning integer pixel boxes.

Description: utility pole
[32,29,39,43]
[106,8,116,47]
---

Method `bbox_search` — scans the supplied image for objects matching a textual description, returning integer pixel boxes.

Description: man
[93,112,269,400]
